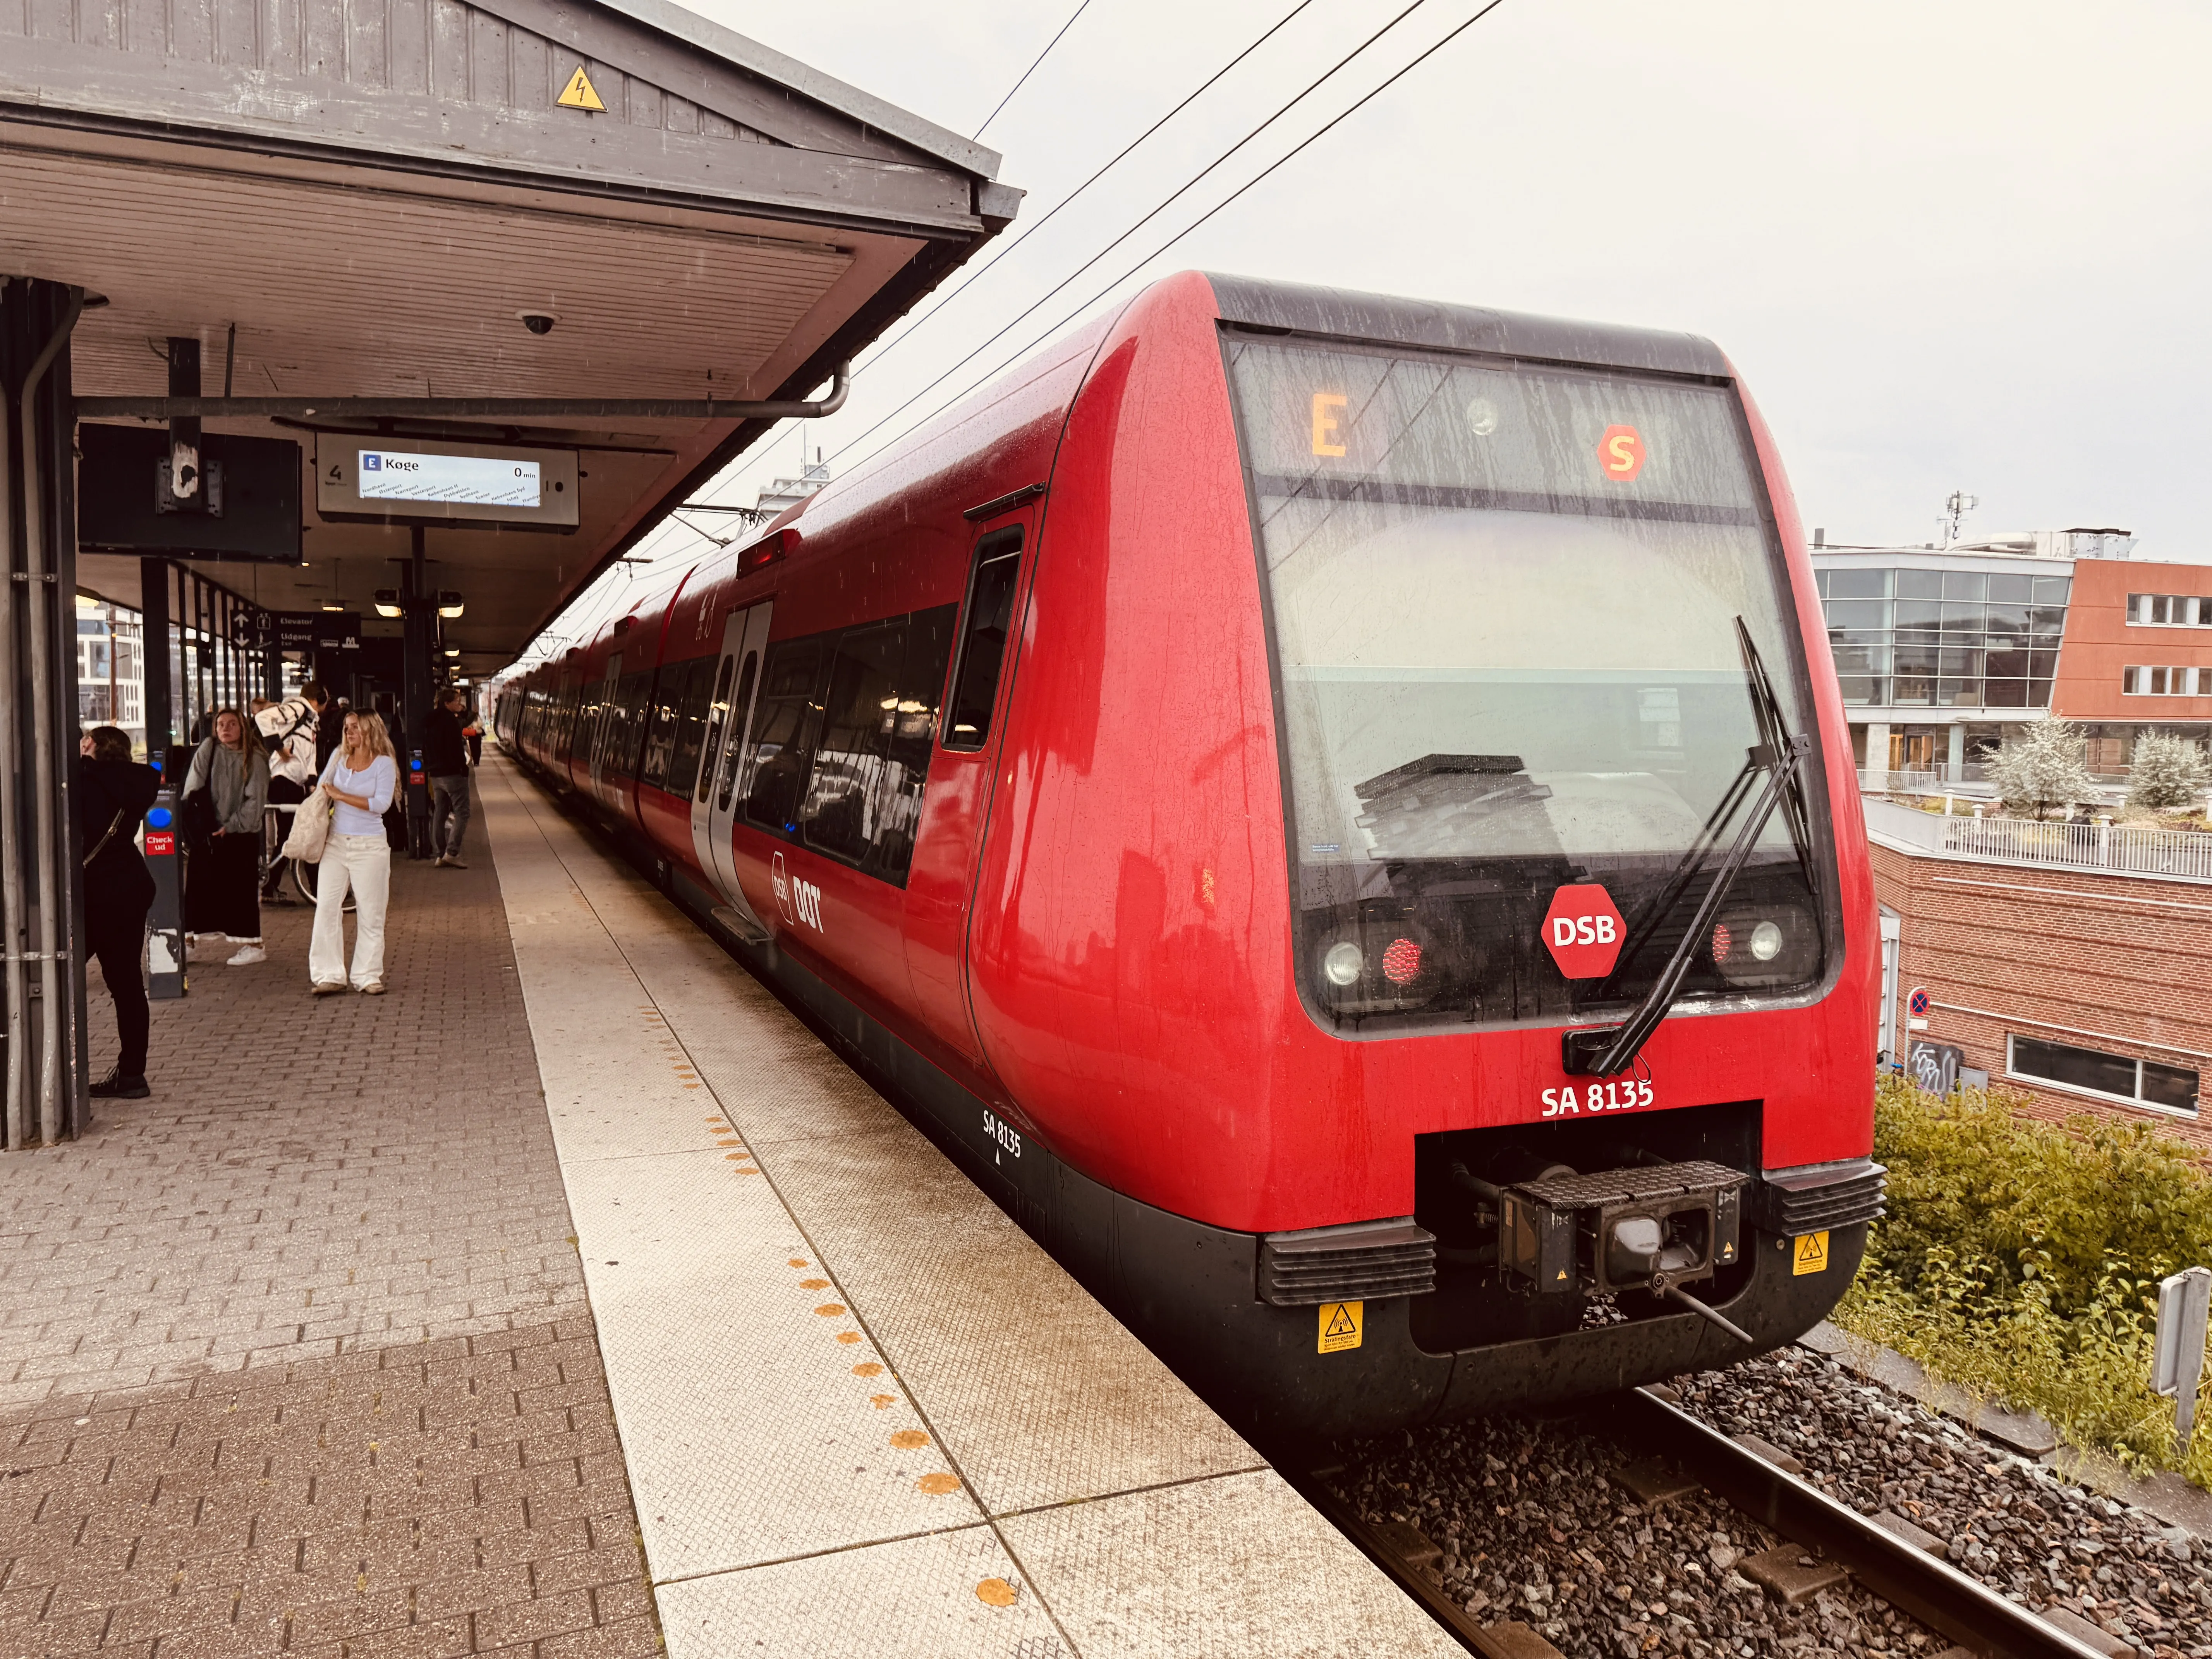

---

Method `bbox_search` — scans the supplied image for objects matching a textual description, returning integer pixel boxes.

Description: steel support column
[401,527,433,858]
[141,555,173,761]
[1,276,87,1145]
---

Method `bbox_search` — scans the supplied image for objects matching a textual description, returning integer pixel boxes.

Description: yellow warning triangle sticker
[1323,1304,1357,1338]
[557,65,607,112]
[1792,1230,1830,1276]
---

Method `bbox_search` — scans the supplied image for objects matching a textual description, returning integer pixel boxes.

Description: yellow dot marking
[798,1278,830,1290]
[975,1578,1018,1607]
[836,1331,861,1345]
[889,1429,929,1450]
[850,1362,882,1376]
[724,1153,750,1161]
[870,1394,896,1409]
[734,1167,761,1174]
[682,1083,701,1089]
[916,1473,960,1494]
[814,1304,845,1317]
[789,1259,809,1268]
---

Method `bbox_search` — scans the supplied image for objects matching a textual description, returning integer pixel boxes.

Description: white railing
[1858,765,1992,794]
[1937,815,2212,879]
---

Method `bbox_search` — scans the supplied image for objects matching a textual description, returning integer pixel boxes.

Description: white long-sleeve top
[318,752,397,837]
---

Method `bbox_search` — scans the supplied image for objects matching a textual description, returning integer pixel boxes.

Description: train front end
[1218,279,1879,1431]
[993,276,1881,1438]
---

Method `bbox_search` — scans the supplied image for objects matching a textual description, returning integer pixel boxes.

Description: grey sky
[538,0,2210,654]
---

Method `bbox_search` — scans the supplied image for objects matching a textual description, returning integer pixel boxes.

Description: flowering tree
[2125,730,2211,811]
[1991,719,2095,819]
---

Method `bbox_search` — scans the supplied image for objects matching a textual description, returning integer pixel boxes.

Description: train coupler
[1497,1159,1748,1316]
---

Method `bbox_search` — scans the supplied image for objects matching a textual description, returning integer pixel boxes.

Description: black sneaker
[89,1068,150,1100]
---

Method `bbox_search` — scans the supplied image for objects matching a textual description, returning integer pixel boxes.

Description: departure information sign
[314,434,579,528]
[358,449,541,508]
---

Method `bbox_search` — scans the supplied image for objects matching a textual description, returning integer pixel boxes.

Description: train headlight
[1711,905,1816,988]
[1322,941,1365,986]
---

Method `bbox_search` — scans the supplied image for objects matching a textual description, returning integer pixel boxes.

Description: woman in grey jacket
[183,707,270,965]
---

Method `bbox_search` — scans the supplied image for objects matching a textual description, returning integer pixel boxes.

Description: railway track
[1288,1386,2113,1659]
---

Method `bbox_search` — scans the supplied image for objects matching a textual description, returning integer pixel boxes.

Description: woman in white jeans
[309,710,398,996]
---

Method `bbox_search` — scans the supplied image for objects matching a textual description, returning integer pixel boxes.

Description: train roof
[1204,273,1731,383]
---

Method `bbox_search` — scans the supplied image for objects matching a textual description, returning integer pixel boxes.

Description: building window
[2008,1033,2200,1115]
[2122,666,2201,695]
[2129,593,2212,627]
[1818,565,2066,711]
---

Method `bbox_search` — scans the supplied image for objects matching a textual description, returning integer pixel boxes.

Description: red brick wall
[2051,557,2212,724]
[1870,840,2212,1152]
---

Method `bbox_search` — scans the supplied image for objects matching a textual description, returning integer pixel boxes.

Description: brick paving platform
[0,827,659,1658]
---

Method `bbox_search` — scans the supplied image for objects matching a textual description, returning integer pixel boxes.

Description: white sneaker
[226,944,267,966]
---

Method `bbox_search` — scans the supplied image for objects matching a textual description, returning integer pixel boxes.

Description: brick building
[1865,798,2211,1151]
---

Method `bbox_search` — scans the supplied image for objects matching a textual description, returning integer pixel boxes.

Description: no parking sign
[1907,986,1930,1018]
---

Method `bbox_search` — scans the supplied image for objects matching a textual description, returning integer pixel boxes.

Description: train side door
[904,516,1033,1065]
[586,652,620,797]
[706,604,773,907]
[687,605,772,930]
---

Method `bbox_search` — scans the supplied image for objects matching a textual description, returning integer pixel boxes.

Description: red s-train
[495,272,1883,1438]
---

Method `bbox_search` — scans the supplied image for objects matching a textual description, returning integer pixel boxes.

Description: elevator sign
[1542,883,1626,979]
[359,449,540,508]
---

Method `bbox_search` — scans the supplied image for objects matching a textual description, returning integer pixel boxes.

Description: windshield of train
[1223,332,1831,1033]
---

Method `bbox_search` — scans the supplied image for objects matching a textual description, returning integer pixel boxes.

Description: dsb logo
[1542,883,1626,979]
[771,852,825,933]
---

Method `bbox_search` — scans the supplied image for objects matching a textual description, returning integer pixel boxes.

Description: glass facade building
[1814,564,2072,711]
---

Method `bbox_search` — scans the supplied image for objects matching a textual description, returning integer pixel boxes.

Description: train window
[1223,332,1831,1034]
[695,655,736,804]
[716,652,759,812]
[799,622,906,864]
[640,670,682,789]
[742,642,823,831]
[943,529,1023,750]
[616,671,655,780]
[664,659,716,799]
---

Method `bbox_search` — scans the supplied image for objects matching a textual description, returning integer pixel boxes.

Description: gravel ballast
[1330,1347,2211,1659]
[1677,1347,2212,1658]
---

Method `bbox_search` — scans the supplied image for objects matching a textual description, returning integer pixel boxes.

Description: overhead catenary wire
[866,0,1323,371]
[828,0,1447,469]
[834,0,1512,478]
[975,0,1095,139]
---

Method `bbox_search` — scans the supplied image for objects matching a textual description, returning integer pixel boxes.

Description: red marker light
[1381,938,1422,984]
[1711,922,1733,964]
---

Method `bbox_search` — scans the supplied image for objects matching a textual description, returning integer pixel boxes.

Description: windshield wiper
[1561,621,1812,1078]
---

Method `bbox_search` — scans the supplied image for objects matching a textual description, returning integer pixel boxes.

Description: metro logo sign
[1597,424,1645,482]
[1542,884,1625,979]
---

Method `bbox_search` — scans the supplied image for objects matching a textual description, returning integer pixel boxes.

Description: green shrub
[1832,1075,2212,1484]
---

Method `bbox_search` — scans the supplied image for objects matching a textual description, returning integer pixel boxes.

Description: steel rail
[1276,1459,1492,1656]
[1618,1388,2107,1659]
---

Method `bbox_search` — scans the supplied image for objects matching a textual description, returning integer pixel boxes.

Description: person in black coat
[77,726,160,1099]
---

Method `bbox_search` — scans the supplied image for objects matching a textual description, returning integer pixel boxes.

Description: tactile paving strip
[481,761,1462,1659]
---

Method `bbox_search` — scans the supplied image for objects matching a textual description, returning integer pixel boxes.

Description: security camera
[518,311,558,336]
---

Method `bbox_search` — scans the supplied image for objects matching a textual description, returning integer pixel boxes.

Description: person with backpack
[423,687,473,868]
[77,725,161,1099]
[255,681,328,898]
[182,707,270,965]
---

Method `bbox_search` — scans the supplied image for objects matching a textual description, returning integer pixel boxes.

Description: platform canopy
[0,0,1016,672]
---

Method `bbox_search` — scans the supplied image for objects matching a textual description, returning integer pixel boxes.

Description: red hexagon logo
[1596,423,1645,482]
[1542,883,1626,979]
